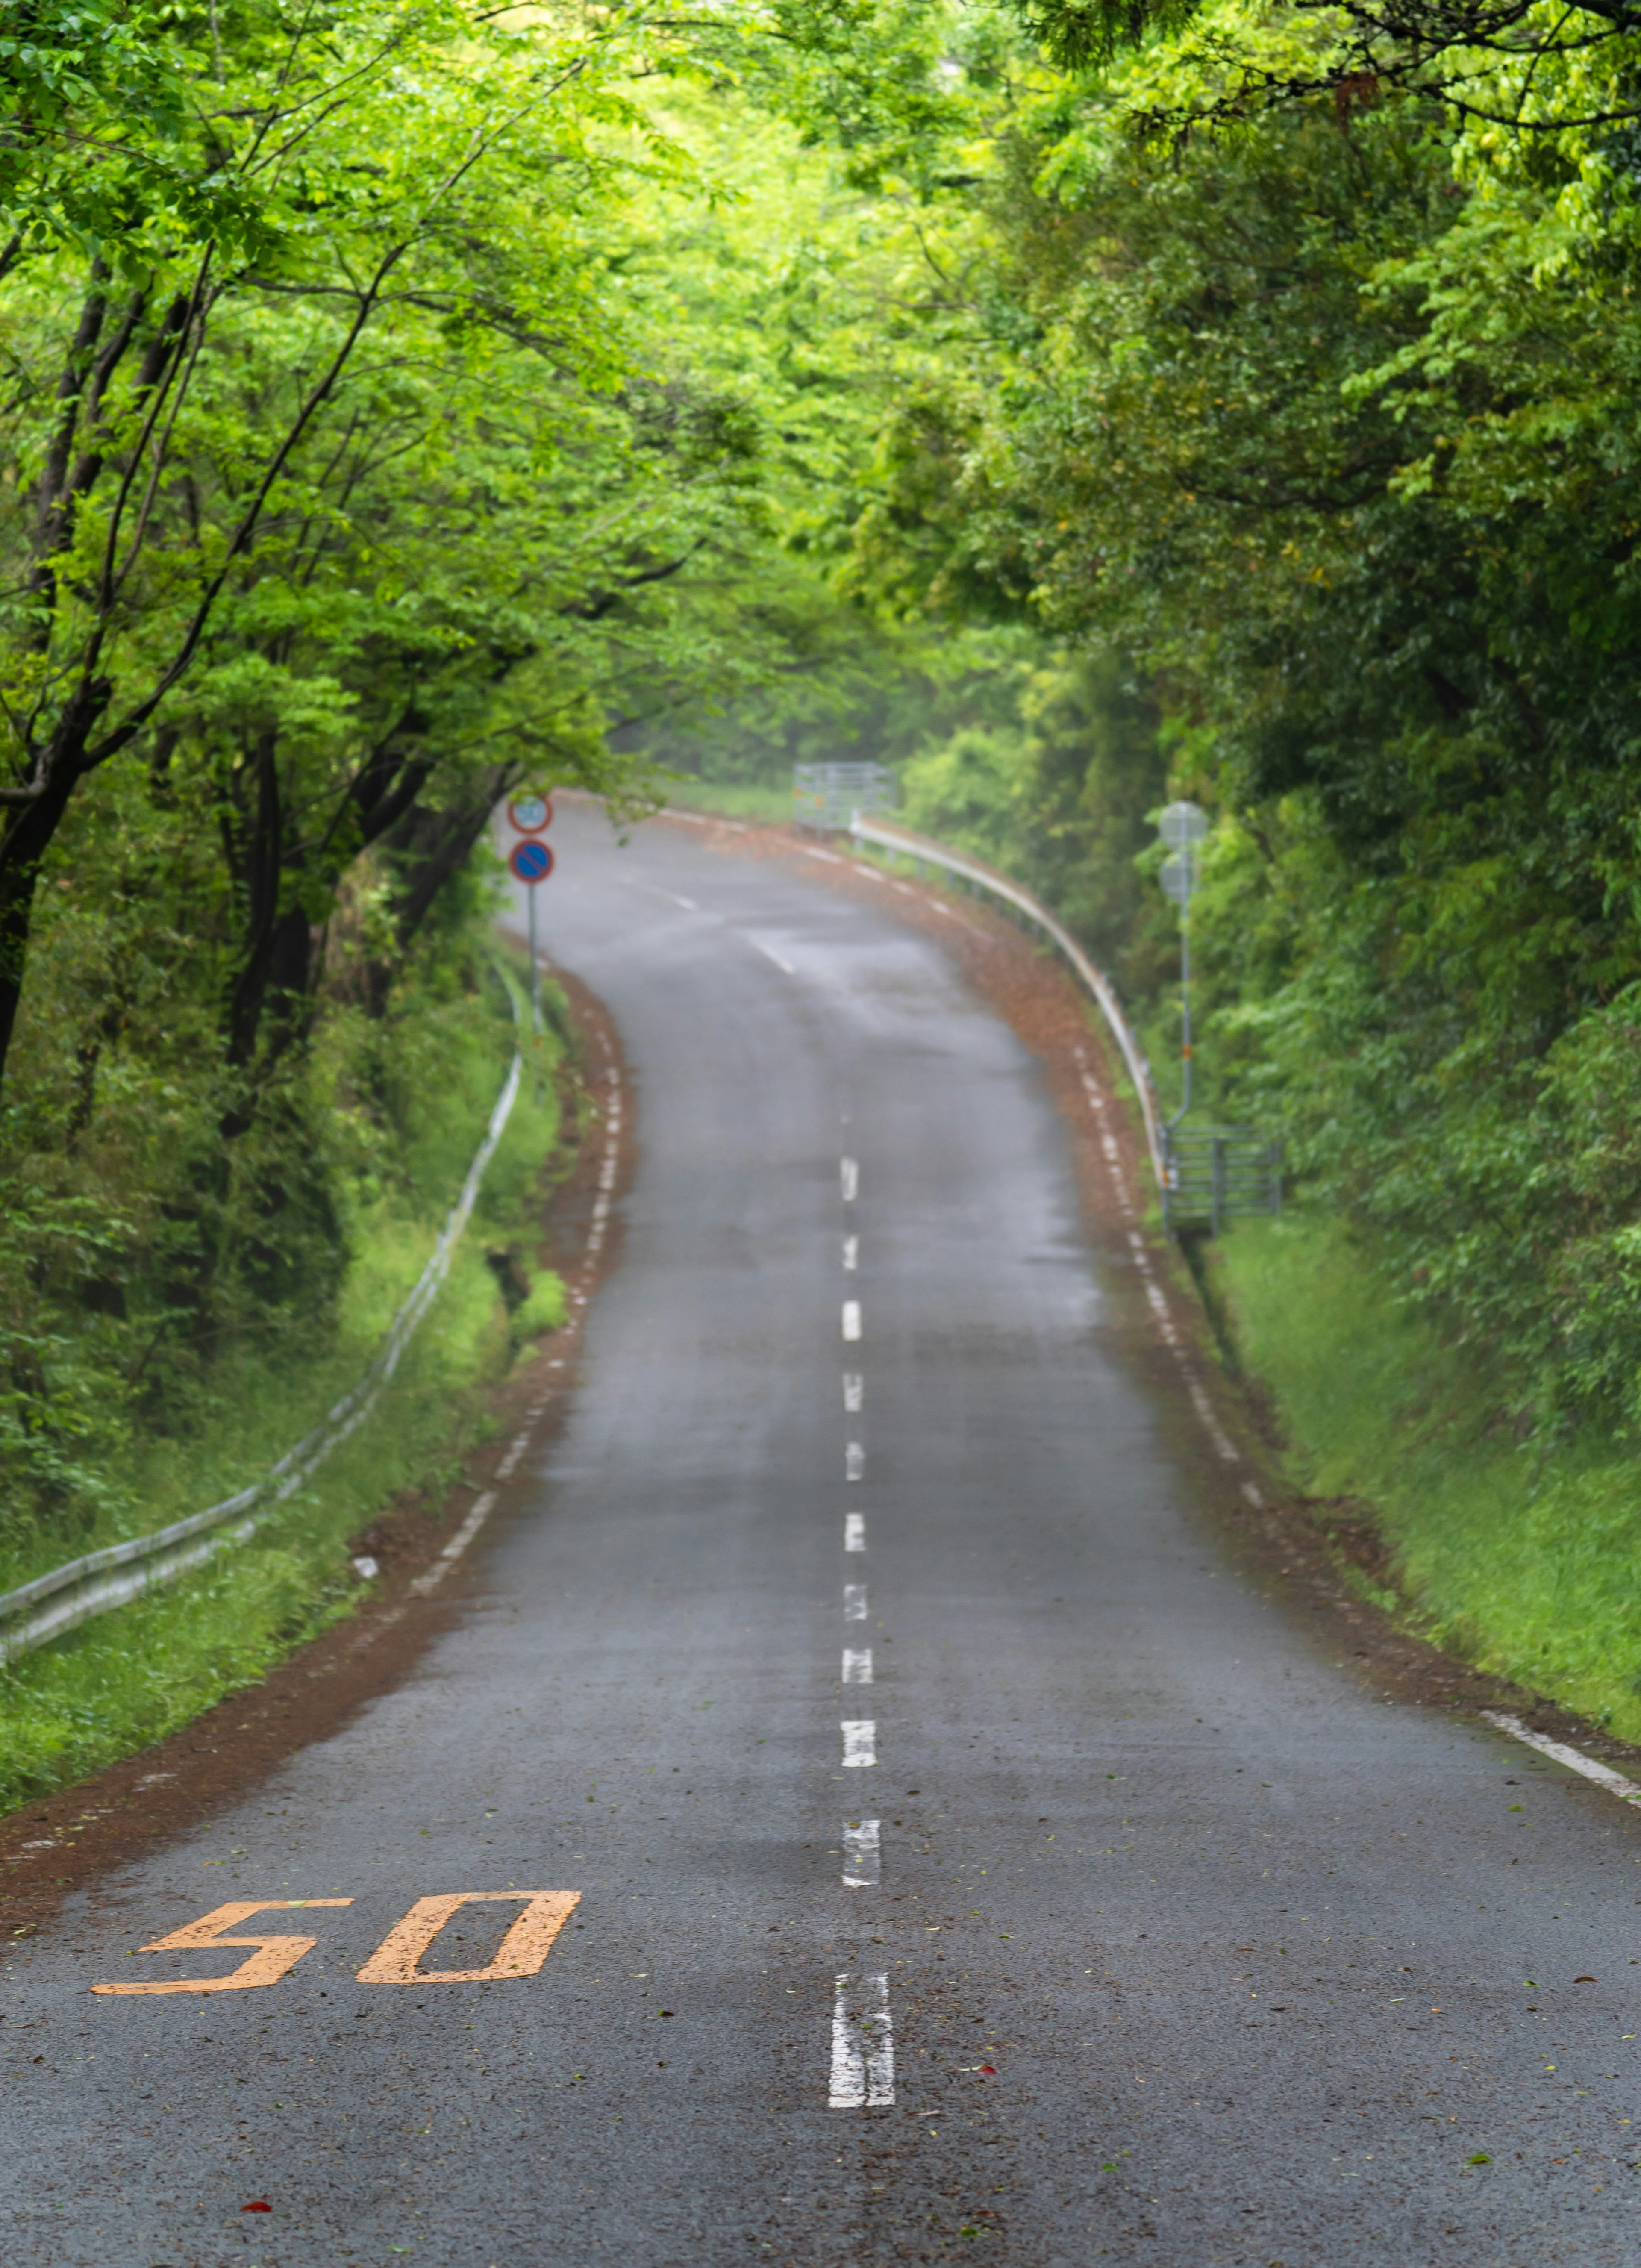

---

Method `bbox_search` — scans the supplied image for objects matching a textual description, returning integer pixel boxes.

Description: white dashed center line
[827,1144,892,2103]
[753,941,796,975]
[830,1973,894,2106]
[841,1719,876,1767]
[841,1820,881,1887]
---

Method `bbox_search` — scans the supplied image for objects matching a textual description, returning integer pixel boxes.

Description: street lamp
[1157,799,1208,1124]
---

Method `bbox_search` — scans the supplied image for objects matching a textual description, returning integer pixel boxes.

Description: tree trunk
[0,675,113,1085]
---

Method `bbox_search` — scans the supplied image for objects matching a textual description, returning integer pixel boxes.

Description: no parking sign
[506,794,555,1030]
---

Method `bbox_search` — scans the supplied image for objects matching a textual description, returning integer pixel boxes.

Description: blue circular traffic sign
[509,839,554,885]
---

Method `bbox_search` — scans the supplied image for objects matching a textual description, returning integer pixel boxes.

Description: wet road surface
[4,801,1640,2266]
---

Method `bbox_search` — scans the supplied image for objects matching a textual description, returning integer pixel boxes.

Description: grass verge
[1215,1211,1641,1739]
[0,959,577,1814]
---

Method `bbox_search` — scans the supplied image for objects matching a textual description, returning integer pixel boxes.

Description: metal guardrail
[0,1036,525,1667]
[847,813,1167,1189]
[1161,1124,1283,1236]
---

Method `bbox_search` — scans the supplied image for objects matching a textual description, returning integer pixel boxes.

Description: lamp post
[1157,800,1209,1125]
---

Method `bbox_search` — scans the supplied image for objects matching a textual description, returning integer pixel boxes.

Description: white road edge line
[410,1491,497,1595]
[1482,1711,1641,1805]
[829,1971,894,2106]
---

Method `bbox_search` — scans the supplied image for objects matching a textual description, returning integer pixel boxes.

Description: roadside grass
[0,965,577,1814]
[1215,1211,1641,1740]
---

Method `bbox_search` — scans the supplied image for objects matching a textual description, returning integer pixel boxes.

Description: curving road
[4,799,1641,2265]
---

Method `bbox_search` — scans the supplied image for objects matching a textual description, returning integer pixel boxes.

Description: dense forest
[7,0,1641,1742]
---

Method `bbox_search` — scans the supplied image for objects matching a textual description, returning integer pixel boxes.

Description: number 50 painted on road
[91,1891,580,1996]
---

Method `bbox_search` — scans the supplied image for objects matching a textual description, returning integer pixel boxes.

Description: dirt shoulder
[661,803,1641,1781]
[10,808,1635,1943]
[0,967,631,1947]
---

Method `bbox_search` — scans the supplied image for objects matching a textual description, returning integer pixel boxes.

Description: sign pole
[1179,847,1192,1119]
[505,796,554,1053]
[527,882,540,1035]
[1156,800,1208,1130]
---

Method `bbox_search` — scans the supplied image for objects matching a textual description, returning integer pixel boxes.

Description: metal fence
[1161,1125,1283,1236]
[794,762,896,832]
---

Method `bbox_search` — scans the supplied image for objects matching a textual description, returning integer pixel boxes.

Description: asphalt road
[5,801,1641,2268]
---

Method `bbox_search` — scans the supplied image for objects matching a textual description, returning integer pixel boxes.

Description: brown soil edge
[0,965,632,1948]
[655,802,1641,1779]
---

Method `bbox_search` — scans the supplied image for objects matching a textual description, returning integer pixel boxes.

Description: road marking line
[93,1900,354,1996]
[1482,1713,1641,1806]
[357,1891,582,1983]
[410,1491,497,1594]
[629,880,699,911]
[493,1431,532,1481]
[842,1301,862,1342]
[840,1156,859,1201]
[753,941,796,975]
[841,1820,881,1887]
[802,845,844,865]
[841,1719,876,1767]
[842,1648,873,1684]
[844,1583,868,1619]
[1242,1481,1266,1508]
[844,1513,866,1552]
[842,1234,859,1271]
[843,1372,863,1411]
[830,1972,894,2106]
[846,1441,865,1482]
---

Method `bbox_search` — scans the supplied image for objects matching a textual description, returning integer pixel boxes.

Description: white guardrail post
[847,814,1166,1188]
[0,1028,525,1667]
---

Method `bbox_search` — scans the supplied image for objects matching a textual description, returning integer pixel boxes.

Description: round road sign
[509,838,555,885]
[508,794,553,834]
